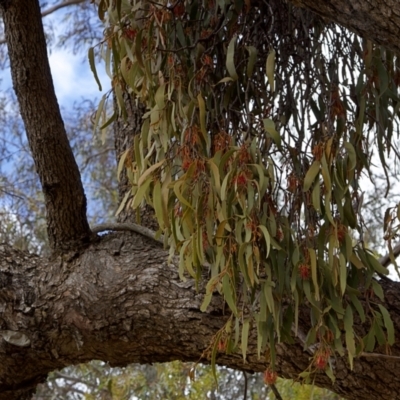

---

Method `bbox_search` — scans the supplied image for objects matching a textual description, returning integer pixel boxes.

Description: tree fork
[0,0,91,251]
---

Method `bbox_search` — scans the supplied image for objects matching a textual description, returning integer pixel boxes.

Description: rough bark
[290,0,400,55]
[0,233,399,400]
[0,0,91,251]
[2,0,400,399]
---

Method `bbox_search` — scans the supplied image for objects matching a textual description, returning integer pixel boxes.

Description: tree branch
[290,0,400,55]
[92,222,164,244]
[0,0,86,45]
[0,0,91,251]
[379,242,400,268]
[41,0,85,18]
[0,233,400,400]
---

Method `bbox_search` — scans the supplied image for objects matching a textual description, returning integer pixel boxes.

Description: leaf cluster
[92,0,400,381]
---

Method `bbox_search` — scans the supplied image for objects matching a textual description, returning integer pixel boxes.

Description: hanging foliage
[91,0,400,381]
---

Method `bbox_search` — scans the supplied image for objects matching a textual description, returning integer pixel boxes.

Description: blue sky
[48,49,108,106]
[0,3,108,110]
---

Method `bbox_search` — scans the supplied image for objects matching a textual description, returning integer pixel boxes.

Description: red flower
[263,368,278,385]
[314,349,330,370]
[298,263,310,280]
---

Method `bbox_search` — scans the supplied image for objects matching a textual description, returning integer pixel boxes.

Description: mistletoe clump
[92,0,399,381]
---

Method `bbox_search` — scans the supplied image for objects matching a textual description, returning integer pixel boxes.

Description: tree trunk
[0,0,91,251]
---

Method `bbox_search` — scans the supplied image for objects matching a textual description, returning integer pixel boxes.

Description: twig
[91,222,164,244]
[269,384,283,400]
[41,0,85,17]
[243,371,247,400]
[379,242,400,268]
[0,0,85,45]
[360,352,400,361]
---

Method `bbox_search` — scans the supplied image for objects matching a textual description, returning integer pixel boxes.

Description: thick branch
[290,0,400,54]
[1,233,400,400]
[0,0,91,251]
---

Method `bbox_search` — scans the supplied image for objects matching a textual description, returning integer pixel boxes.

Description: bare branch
[379,242,400,268]
[92,222,164,244]
[41,0,85,17]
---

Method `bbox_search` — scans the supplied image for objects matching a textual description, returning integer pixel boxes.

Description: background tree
[0,0,399,399]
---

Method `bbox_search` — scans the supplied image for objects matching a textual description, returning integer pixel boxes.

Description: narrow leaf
[266,48,276,92]
[226,35,238,81]
[241,319,250,362]
[378,305,395,345]
[88,47,102,91]
[303,161,320,192]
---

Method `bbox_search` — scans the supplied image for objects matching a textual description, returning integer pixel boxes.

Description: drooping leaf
[88,47,102,91]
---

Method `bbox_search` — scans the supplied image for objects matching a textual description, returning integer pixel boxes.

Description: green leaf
[93,94,106,134]
[264,282,275,318]
[223,274,237,315]
[209,160,221,197]
[364,329,376,352]
[373,319,386,346]
[303,161,320,192]
[344,305,355,369]
[137,160,164,187]
[349,294,365,323]
[376,58,389,95]
[197,93,210,152]
[99,112,116,140]
[211,329,222,385]
[174,180,194,210]
[200,281,214,312]
[153,180,164,230]
[155,84,166,110]
[220,171,233,202]
[134,29,145,69]
[263,119,281,149]
[114,82,126,118]
[320,155,332,193]
[312,181,321,212]
[325,365,336,383]
[309,248,319,301]
[350,252,364,269]
[258,225,271,258]
[132,177,152,209]
[178,240,190,281]
[339,253,347,297]
[245,45,258,78]
[88,47,102,91]
[216,77,234,84]
[366,251,389,276]
[117,149,129,182]
[378,305,395,345]
[241,319,250,362]
[344,142,357,172]
[115,190,131,216]
[266,48,275,93]
[226,35,238,81]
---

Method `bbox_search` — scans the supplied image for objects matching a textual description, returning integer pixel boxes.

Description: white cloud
[48,49,109,106]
